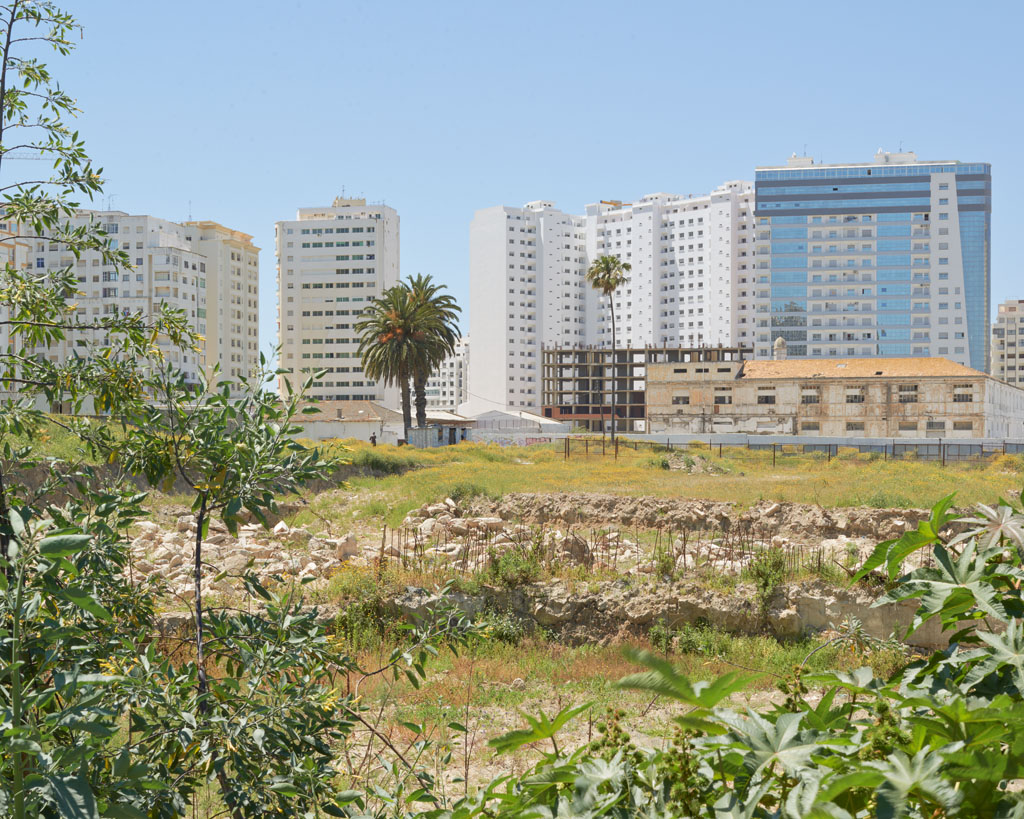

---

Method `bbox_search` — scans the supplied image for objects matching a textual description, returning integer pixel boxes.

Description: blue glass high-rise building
[752,152,991,371]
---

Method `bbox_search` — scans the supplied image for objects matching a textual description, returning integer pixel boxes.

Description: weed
[746,548,787,620]
[646,455,670,471]
[486,543,543,587]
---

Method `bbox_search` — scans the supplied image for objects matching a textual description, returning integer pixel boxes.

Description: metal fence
[561,434,1024,464]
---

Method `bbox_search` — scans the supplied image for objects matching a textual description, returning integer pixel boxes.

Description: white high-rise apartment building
[425,336,469,411]
[992,300,1024,386]
[275,198,400,405]
[465,182,755,413]
[0,210,259,389]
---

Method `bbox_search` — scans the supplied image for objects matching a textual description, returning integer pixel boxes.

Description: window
[845,389,865,404]
[898,384,918,403]
[926,420,946,431]
[898,421,917,432]
[714,392,732,405]
[671,394,689,405]
[756,393,776,405]
[846,422,865,432]
[953,421,973,431]
[800,421,819,431]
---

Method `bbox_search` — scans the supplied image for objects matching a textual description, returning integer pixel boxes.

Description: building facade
[1,209,258,390]
[753,151,992,372]
[276,198,400,405]
[466,182,756,413]
[541,345,751,433]
[647,352,1024,439]
[992,300,1024,386]
[425,336,469,411]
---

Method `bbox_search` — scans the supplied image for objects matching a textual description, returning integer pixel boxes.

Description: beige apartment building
[0,210,259,391]
[992,299,1024,387]
[647,341,1024,439]
[275,198,400,405]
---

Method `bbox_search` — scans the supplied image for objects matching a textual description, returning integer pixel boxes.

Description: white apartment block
[0,210,259,390]
[992,300,1024,386]
[275,198,400,405]
[465,182,755,413]
[425,336,469,411]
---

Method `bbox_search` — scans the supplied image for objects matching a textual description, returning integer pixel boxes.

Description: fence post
[827,445,832,463]
[941,442,946,467]
[772,443,776,468]
[615,439,619,460]
[585,439,589,455]
[564,436,569,460]
[603,437,606,456]
[1004,440,1007,456]
[719,443,723,458]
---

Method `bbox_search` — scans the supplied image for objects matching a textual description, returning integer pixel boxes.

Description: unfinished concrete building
[646,342,1024,439]
[541,345,751,433]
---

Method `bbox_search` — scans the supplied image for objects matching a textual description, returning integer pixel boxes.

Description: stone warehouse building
[646,344,1024,438]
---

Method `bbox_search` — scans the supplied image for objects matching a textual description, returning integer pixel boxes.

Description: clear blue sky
[63,0,1022,356]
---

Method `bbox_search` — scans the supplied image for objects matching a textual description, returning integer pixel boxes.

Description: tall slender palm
[355,284,420,433]
[406,273,461,428]
[586,255,631,443]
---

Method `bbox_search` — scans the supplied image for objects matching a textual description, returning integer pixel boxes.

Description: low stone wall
[392,577,948,649]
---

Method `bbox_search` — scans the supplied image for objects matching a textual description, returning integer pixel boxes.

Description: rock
[763,503,781,517]
[335,533,359,559]
[287,527,312,546]
[176,515,196,532]
[768,606,802,640]
[137,521,161,535]
[510,678,526,691]
[449,520,470,536]
[444,497,457,511]
[273,521,289,536]
[477,517,505,532]
[419,519,439,537]
[222,553,251,574]
[133,559,155,575]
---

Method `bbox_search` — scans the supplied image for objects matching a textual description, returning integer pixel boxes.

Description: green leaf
[101,804,147,818]
[616,649,758,708]
[46,774,99,819]
[488,702,592,754]
[60,586,112,621]
[38,533,92,558]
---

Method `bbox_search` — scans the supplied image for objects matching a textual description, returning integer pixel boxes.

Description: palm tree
[406,273,461,428]
[355,284,420,433]
[586,255,631,443]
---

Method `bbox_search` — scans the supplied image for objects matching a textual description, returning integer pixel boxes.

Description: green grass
[294,439,1024,532]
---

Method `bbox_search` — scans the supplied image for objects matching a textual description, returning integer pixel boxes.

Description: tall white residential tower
[992,300,1024,386]
[276,198,400,405]
[465,182,756,413]
[0,210,259,390]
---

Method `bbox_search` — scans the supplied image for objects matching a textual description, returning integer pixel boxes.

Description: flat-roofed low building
[647,346,1024,438]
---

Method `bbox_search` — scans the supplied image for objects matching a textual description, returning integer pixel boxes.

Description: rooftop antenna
[898,139,903,152]
[188,199,192,221]
[105,194,117,211]
[803,143,807,156]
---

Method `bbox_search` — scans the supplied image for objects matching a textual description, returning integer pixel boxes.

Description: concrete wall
[293,419,402,445]
[647,363,1017,438]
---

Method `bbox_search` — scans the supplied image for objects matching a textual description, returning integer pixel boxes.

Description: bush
[747,547,787,618]
[350,447,415,475]
[486,543,543,587]
[646,455,671,470]
[447,481,494,503]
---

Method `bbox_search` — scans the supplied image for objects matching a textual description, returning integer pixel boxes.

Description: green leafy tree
[406,273,460,428]
[585,255,630,442]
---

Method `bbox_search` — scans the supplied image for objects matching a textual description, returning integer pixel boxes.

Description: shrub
[486,543,543,587]
[646,455,670,470]
[350,447,414,475]
[747,547,787,619]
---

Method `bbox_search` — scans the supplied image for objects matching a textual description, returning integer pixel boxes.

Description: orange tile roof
[738,357,983,380]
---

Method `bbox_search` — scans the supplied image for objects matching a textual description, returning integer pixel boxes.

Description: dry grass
[294,439,1024,532]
